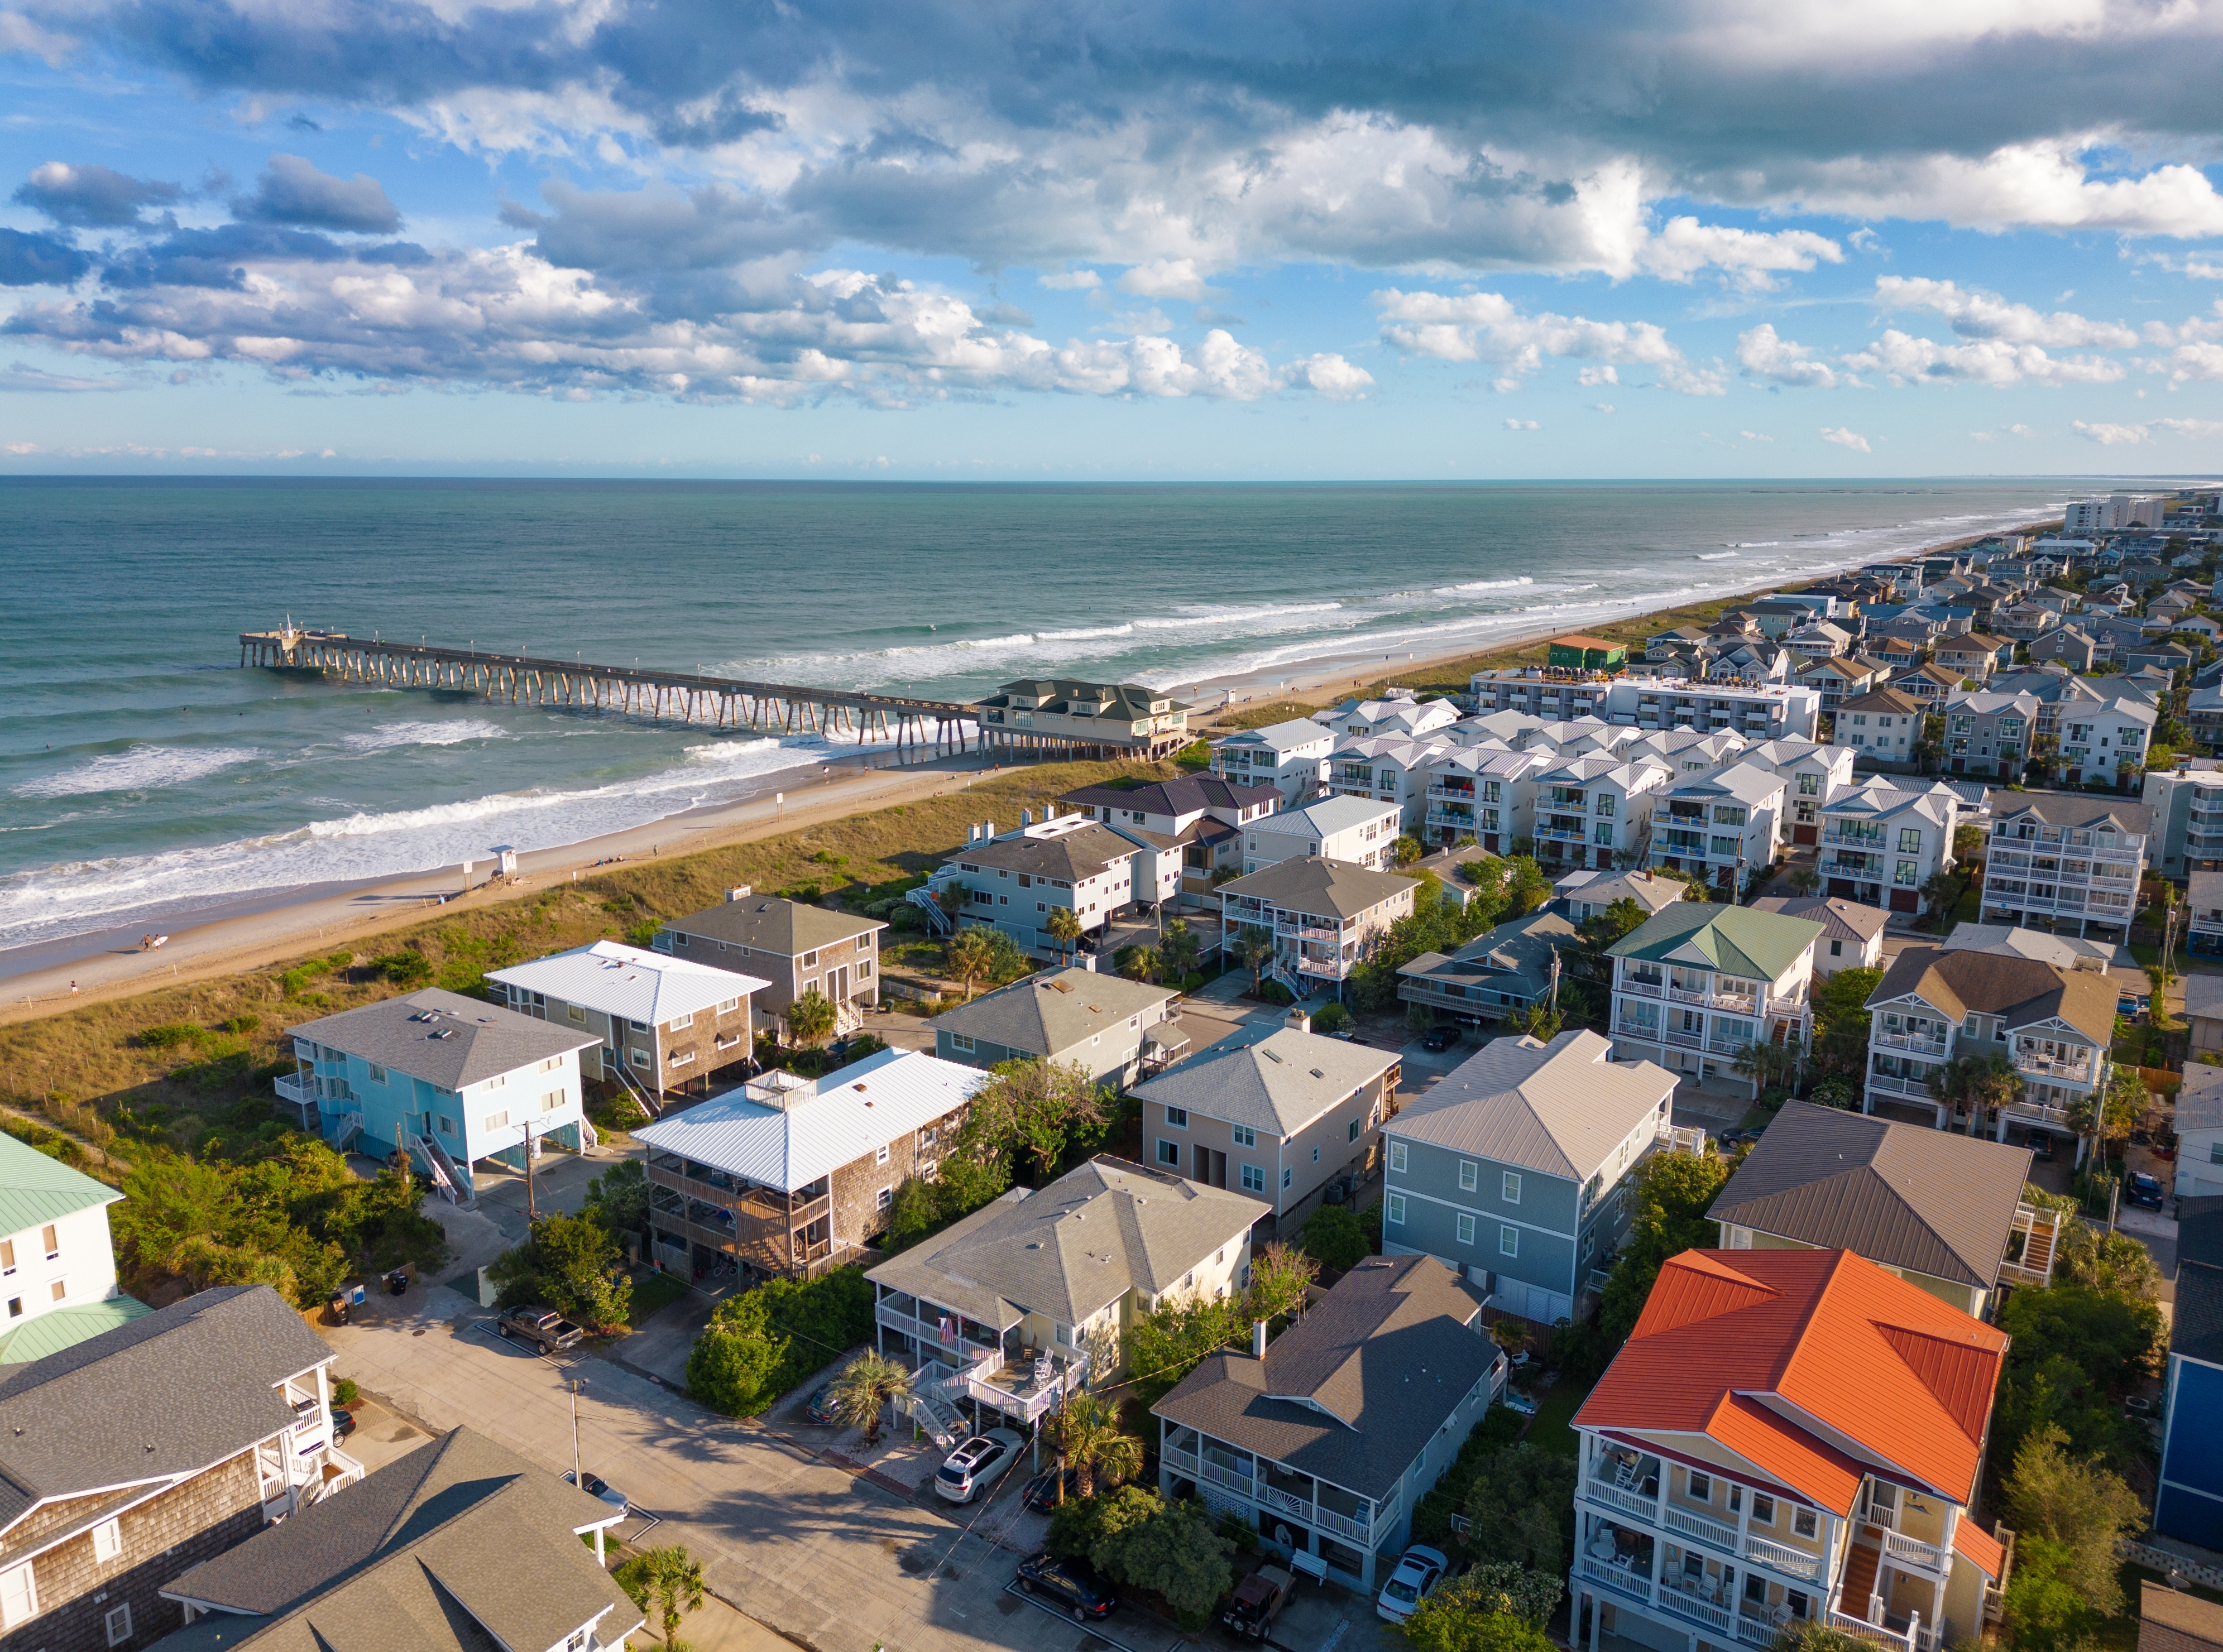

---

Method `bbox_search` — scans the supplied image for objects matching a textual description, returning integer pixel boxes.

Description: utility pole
[524,1119,538,1222]
[570,1377,585,1481]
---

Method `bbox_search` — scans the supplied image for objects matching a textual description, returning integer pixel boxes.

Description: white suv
[934,1429,1025,1504]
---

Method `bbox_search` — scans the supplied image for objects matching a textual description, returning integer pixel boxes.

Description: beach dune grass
[0,757,1177,1146]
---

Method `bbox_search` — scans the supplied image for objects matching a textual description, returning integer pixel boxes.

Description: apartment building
[1568,1248,2011,1652]
[657,892,885,1038]
[1130,1025,1397,1216]
[1382,1029,1684,1326]
[1862,944,2116,1160]
[2056,691,2157,789]
[636,1048,990,1280]
[1058,774,1281,892]
[1607,904,1822,1097]
[1815,779,1962,915]
[0,1288,358,1652]
[1979,794,2152,942]
[1833,688,1927,765]
[1738,739,1855,847]
[489,940,768,1097]
[0,1131,144,1367]
[1326,736,1444,833]
[2064,494,2169,532]
[1319,693,1460,741]
[1211,721,1334,806]
[972,678,1192,758]
[1467,670,1624,723]
[930,967,1180,1086]
[1469,675,1821,741]
[2139,757,2223,876]
[1529,755,1672,874]
[1242,795,1402,873]
[1645,763,1788,896]
[1154,1255,1501,1592]
[1421,747,1554,853]
[1216,858,1418,1001]
[1941,690,2039,780]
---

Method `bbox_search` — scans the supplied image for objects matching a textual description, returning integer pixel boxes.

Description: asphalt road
[320,1286,1380,1652]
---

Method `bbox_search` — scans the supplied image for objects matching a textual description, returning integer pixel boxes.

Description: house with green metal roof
[1603,902,1825,1098]
[0,1131,146,1363]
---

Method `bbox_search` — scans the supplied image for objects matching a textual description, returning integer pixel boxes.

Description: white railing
[1828,1611,1919,1652]
[1583,1478,1658,1519]
[1883,1531,1950,1574]
[1162,1444,1198,1475]
[1865,1070,1937,1099]
[1663,1505,1740,1553]
[1656,1123,1710,1156]
[1579,1556,1654,1604]
[1874,1029,1951,1056]
[1746,1535,1826,1582]
[1657,1584,1733,1632]
[2001,1100,2077,1126]
[1199,1458,1254,1496]
[1253,1482,1312,1521]
[275,1071,312,1106]
[1315,1501,1374,1543]
[2013,1054,2093,1080]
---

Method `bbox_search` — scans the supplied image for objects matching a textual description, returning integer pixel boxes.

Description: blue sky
[3,0,2223,479]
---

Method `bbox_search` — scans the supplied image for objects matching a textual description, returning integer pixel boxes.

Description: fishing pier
[236,627,1149,760]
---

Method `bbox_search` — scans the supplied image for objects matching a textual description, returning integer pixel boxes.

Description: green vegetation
[1042,1390,1144,1499]
[1410,1402,1529,1549]
[1402,1561,1561,1652]
[686,1266,874,1416]
[1999,1426,2148,1652]
[1300,1203,1369,1272]
[486,1212,634,1332]
[1994,1279,2164,1470]
[1047,1487,1233,1628]
[1556,1149,1729,1380]
[827,1350,914,1445]
[613,1547,707,1652]
[1346,856,1553,1014]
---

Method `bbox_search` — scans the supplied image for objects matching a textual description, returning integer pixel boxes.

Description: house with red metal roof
[1566,1248,2010,1652]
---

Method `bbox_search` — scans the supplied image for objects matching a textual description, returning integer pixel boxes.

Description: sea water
[0,477,2116,950]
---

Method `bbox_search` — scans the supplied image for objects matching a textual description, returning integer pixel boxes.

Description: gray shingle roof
[0,1286,332,1537]
[1129,1027,1395,1137]
[1398,910,1579,1002]
[954,823,1144,881]
[929,967,1175,1058]
[2174,1196,2223,1367]
[1707,1102,2031,1289]
[1384,1029,1676,1181]
[1058,776,1280,816]
[1749,896,1890,945]
[1988,791,2155,838]
[664,894,883,957]
[866,1156,1267,1329]
[156,1427,639,1652]
[285,988,599,1091]
[1867,945,2117,1047]
[1152,1254,1493,1501]
[1216,857,1416,919]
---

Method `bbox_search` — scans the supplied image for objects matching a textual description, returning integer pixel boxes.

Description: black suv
[1016,1553,1118,1621]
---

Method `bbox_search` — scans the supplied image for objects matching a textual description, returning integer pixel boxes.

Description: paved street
[320,1287,1383,1652]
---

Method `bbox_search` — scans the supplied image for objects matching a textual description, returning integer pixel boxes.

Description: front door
[828,964,849,1002]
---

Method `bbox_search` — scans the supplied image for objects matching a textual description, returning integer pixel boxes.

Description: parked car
[1022,1464,1080,1512]
[2024,1131,2057,1162]
[1376,1544,1448,1623]
[1015,1552,1118,1621]
[329,1408,356,1440]
[1718,1127,1764,1151]
[806,1383,844,1426]
[1420,1027,1456,1053]
[935,1429,1025,1504]
[1221,1565,1295,1637]
[562,1469,629,1517]
[497,1307,586,1353]
[2126,1170,2167,1211]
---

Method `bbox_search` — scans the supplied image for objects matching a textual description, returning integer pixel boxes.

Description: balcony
[1578,1555,1654,1606]
[2001,1099,2077,1126]
[876,1303,1000,1365]
[1619,977,1665,998]
[1657,1581,1734,1634]
[1583,1478,1659,1520]
[962,1348,1088,1424]
[2013,1052,2093,1081]
[1745,1535,1825,1583]
[1874,1028,1950,1057]
[1663,1504,1740,1553]
[1865,1070,1938,1100]
[275,1070,312,1106]
[1428,781,1477,800]
[1882,1529,1949,1576]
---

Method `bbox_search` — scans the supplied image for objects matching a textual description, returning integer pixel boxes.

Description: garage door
[2184,1175,2223,1199]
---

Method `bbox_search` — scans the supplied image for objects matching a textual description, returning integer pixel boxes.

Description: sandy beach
[0,515,2050,1022]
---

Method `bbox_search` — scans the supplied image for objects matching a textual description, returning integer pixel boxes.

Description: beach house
[1212,721,1334,806]
[1813,778,1962,916]
[1381,1029,1686,1326]
[1529,754,1672,874]
[1215,857,1419,1001]
[1058,774,1282,892]
[0,1130,146,1366]
[283,988,597,1200]
[931,809,1164,957]
[1978,793,2150,941]
[971,678,1193,760]
[1240,795,1402,873]
[1606,903,1823,1098]
[655,891,885,1040]
[930,966,1182,1086]
[2157,1198,2223,1550]
[489,939,768,1099]
[1643,762,1788,896]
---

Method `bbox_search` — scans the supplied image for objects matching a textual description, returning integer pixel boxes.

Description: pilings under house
[237,626,1177,761]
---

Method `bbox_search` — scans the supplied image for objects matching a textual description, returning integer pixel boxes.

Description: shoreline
[0,512,2056,1020]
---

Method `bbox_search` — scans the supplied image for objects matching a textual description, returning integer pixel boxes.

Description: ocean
[0,477,2107,953]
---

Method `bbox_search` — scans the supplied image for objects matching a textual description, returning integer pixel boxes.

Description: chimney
[1022,809,1034,826]
[1286,1006,1310,1034]
[726,885,752,902]
[1252,1319,1268,1359]
[985,820,996,839]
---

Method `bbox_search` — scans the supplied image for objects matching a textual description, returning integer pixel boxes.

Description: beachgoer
[69,981,78,995]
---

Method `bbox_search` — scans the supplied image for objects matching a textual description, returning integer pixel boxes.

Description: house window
[1898,828,1923,853]
[0,1560,35,1630]
[1497,1225,1518,1256]
[669,1012,694,1031]
[1386,1192,1406,1226]
[1458,1160,1478,1193]
[0,1240,11,1275]
[876,1187,893,1213]
[1232,1124,1256,1147]
[567,1003,587,1025]
[1457,1212,1476,1246]
[630,1048,650,1069]
[366,1062,387,1084]
[1349,1117,1362,1142]
[802,950,820,968]
[1389,1140,1408,1174]
[105,1602,132,1646]
[93,1518,121,1563]
[483,1111,509,1130]
[1794,1508,1819,1538]
[437,1116,457,1137]
[3,1299,16,1319]
[1502,1171,1522,1204]
[49,1280,64,1303]
[876,1142,890,1165]
[1242,1164,1266,1193]
[566,1632,591,1652]
[40,1225,57,1261]
[1166,1107,1189,1128]
[1830,939,1843,957]
[1282,1167,1293,1189]
[950,1032,975,1053]
[1157,1140,1181,1168]
[669,1050,696,1068]
[1689,1472,1713,1502]
[1752,1495,1776,1527]
[716,997,741,1015]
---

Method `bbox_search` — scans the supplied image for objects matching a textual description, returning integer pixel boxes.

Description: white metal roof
[488,940,771,1026]
[632,1048,990,1191]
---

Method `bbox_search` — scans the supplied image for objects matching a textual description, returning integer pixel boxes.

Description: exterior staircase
[903,1362,970,1447]
[1839,1530,1885,1618]
[411,1133,476,1209]
[607,1053,662,1119]
[906,881,955,936]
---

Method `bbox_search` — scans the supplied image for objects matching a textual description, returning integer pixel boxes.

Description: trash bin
[348,1283,367,1307]
[384,1270,409,1296]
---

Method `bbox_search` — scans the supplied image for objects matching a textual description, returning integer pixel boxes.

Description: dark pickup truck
[1221,1566,1294,1638]
[497,1307,586,1353]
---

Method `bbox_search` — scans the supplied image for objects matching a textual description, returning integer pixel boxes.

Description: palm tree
[1929,1053,2021,1137]
[1046,906,1084,965]
[1788,865,1820,895]
[830,1351,913,1447]
[646,1547,706,1648]
[1229,923,1274,995]
[1161,918,1202,982]
[1044,1390,1144,1501]
[785,987,838,1048]
[945,926,998,1000]
[1122,943,1163,985]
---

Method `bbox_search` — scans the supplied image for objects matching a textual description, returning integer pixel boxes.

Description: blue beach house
[2158,1195,2223,1549]
[1379,1029,1688,1327]
[282,988,600,1202]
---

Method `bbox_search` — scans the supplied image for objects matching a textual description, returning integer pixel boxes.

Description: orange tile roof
[1573,1249,2008,1514]
[1952,1520,2006,1579]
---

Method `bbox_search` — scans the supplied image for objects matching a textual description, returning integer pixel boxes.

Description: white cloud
[1374,289,1723,395]
[1635,217,1842,290]
[1819,425,1871,453]
[1504,417,1539,430]
[1490,376,1519,393]
[1839,330,2125,386]
[1283,353,1374,400]
[1871,277,2137,347]
[2155,416,2223,437]
[1577,365,1618,387]
[1738,430,1773,442]
[1117,257,1216,301]
[1736,323,1837,389]
[1593,401,1616,412]
[1038,268,1101,290]
[2072,419,2150,445]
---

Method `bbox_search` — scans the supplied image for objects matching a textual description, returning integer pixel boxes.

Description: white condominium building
[1212,719,1334,806]
[1644,762,1789,896]
[1979,793,2152,943]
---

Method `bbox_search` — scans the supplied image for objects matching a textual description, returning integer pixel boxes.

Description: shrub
[218,1014,262,1034]
[138,1024,205,1049]
[687,1267,874,1416]
[1310,1002,1352,1035]
[1359,1197,1383,1253]
[373,951,434,987]
[1181,972,1206,991]
[625,918,661,949]
[1301,1204,1369,1272]
[332,1377,360,1406]
[1258,979,1293,1006]
[1091,1493,1232,1628]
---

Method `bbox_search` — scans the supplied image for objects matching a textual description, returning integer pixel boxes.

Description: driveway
[320,1285,1261,1652]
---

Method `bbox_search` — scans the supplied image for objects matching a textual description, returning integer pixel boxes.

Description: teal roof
[0,1132,121,1236]
[0,1297,152,1365]
[1606,901,1824,983]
